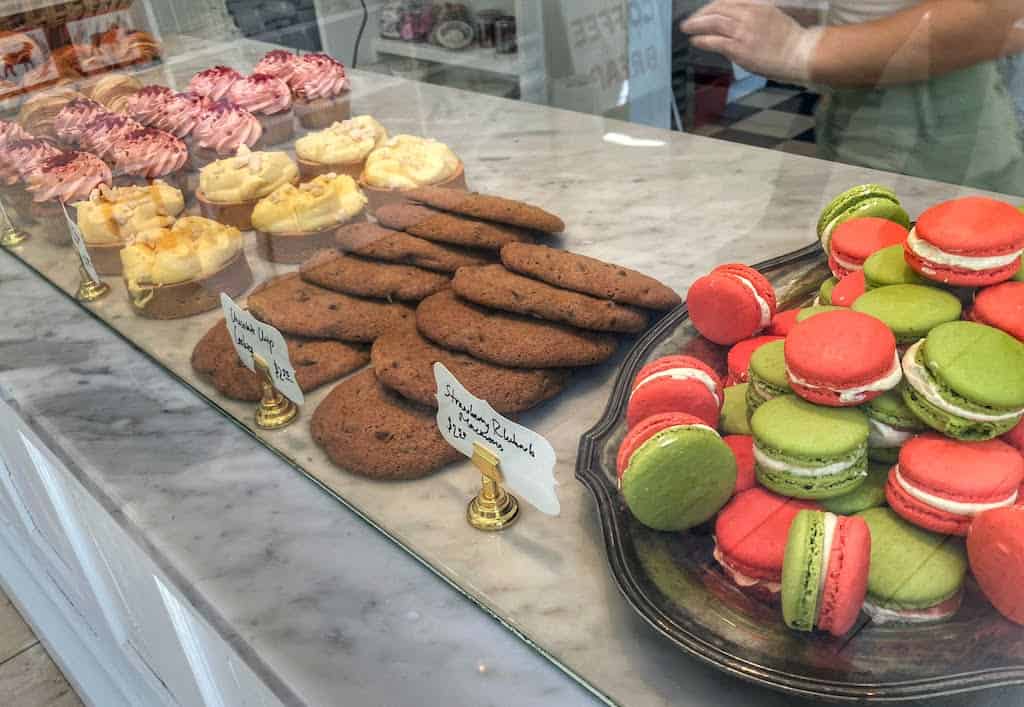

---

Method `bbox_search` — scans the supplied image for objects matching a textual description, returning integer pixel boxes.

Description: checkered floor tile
[692,82,820,157]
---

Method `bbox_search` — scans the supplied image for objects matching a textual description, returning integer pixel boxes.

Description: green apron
[816,61,1024,196]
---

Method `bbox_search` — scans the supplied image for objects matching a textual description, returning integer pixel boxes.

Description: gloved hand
[681,1,823,84]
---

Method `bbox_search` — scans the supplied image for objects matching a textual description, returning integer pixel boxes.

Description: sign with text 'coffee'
[434,362,559,516]
[220,294,304,405]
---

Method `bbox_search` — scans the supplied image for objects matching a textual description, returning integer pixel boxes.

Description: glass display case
[1,2,1023,706]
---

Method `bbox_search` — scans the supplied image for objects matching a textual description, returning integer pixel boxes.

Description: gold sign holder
[76,264,110,302]
[0,199,26,248]
[467,442,519,531]
[253,355,298,430]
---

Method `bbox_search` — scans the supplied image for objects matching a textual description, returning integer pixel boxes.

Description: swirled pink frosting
[124,85,175,126]
[192,99,262,154]
[227,74,292,116]
[27,151,112,203]
[253,50,298,83]
[188,66,243,101]
[0,139,63,185]
[79,114,145,162]
[54,99,111,145]
[152,91,211,138]
[112,127,188,179]
[0,120,31,149]
[288,53,350,100]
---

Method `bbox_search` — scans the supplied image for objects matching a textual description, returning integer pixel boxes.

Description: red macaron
[714,488,820,600]
[784,309,900,406]
[625,355,723,429]
[969,281,1024,342]
[814,514,872,636]
[887,434,1024,536]
[828,217,909,278]
[769,309,800,336]
[723,434,756,494]
[905,197,1024,287]
[829,269,867,306]
[688,263,777,345]
[615,412,708,479]
[968,506,1024,625]
[725,335,785,385]
[1004,418,1024,454]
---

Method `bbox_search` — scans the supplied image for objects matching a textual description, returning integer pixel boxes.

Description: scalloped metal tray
[575,243,1024,702]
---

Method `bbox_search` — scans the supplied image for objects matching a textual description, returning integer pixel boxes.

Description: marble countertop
[2,35,1022,707]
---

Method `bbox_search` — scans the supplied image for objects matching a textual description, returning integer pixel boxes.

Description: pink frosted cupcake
[0,137,62,223]
[151,91,210,139]
[188,66,242,101]
[191,99,262,167]
[26,151,111,236]
[287,53,351,129]
[53,98,111,146]
[124,85,175,126]
[110,127,189,189]
[226,73,293,146]
[79,114,145,162]
[253,50,298,83]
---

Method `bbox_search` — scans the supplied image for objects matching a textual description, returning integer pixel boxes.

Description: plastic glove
[681,1,823,84]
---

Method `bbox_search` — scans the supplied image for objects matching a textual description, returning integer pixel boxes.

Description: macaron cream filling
[907,227,1024,272]
[862,590,963,624]
[753,443,864,478]
[712,543,782,593]
[903,341,1024,422]
[730,274,771,328]
[816,513,838,606]
[867,417,916,448]
[830,251,864,273]
[893,465,1018,516]
[633,367,720,405]
[786,351,903,404]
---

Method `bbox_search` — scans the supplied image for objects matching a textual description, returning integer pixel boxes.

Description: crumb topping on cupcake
[120,215,242,288]
[199,145,298,203]
[295,115,387,165]
[75,181,184,244]
[252,173,366,233]
[361,134,459,189]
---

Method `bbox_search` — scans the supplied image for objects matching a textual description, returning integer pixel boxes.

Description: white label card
[61,201,99,282]
[434,363,559,516]
[219,294,305,405]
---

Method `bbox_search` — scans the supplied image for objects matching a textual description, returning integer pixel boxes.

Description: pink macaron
[688,264,777,345]
[725,335,785,385]
[828,217,909,278]
[968,281,1024,342]
[723,434,756,494]
[626,355,723,429]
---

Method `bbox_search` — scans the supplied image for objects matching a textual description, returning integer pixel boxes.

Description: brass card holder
[0,199,26,248]
[467,442,519,531]
[76,264,110,302]
[253,355,298,430]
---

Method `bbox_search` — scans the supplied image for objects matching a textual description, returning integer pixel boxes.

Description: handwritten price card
[60,201,100,282]
[434,363,559,515]
[220,294,304,405]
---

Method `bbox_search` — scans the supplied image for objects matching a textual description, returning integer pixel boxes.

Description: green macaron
[863,244,927,289]
[857,507,967,615]
[780,510,829,631]
[745,340,790,412]
[621,425,736,531]
[901,321,1024,440]
[721,383,753,435]
[822,461,889,515]
[817,277,838,305]
[795,305,844,322]
[817,185,911,252]
[862,389,927,464]
[751,395,870,499]
[851,284,962,345]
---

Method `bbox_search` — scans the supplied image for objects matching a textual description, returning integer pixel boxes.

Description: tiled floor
[0,592,82,707]
[693,82,820,158]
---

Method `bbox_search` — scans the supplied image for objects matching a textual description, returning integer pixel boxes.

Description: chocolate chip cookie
[406,186,565,234]
[300,249,450,302]
[374,203,537,250]
[335,223,493,273]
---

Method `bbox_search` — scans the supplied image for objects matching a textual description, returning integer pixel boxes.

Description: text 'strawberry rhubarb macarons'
[968,506,1024,624]
[723,434,756,493]
[817,184,910,253]
[288,53,351,129]
[123,85,174,126]
[625,355,723,429]
[781,510,871,635]
[887,434,1024,536]
[969,281,1024,341]
[191,99,263,167]
[616,412,736,531]
[901,321,1024,440]
[725,335,784,386]
[906,197,1024,286]
[714,488,821,601]
[828,216,909,278]
[187,66,243,101]
[253,49,298,83]
[227,73,294,146]
[785,310,901,407]
[687,263,777,345]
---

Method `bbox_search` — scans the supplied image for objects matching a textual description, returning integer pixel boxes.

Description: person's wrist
[788,26,824,83]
